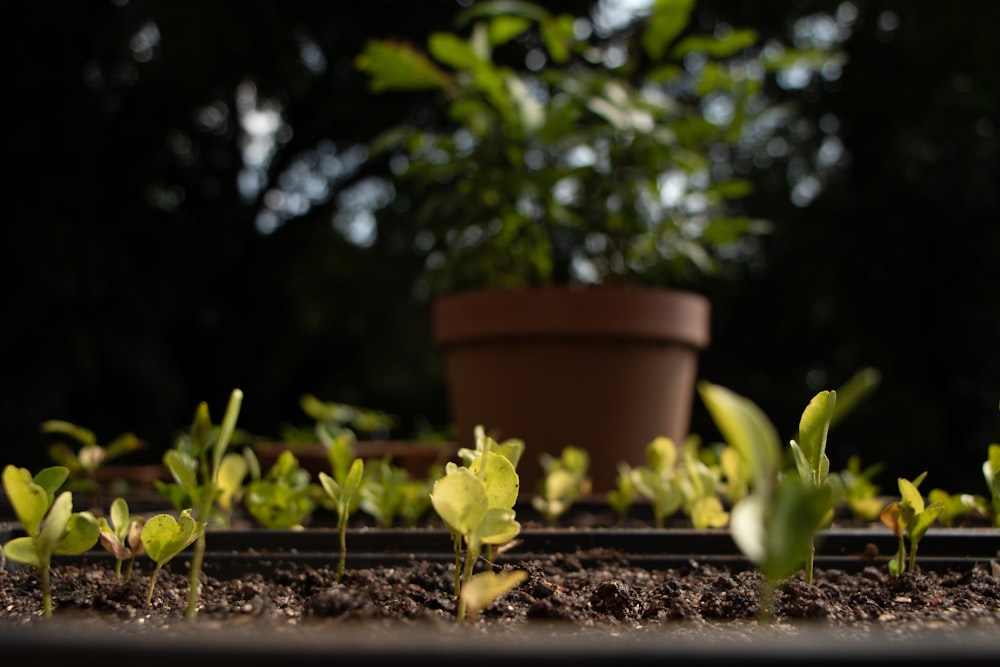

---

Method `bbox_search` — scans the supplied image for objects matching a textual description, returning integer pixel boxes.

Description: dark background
[2,0,997,495]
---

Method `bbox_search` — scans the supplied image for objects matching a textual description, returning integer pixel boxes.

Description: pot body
[432,287,711,495]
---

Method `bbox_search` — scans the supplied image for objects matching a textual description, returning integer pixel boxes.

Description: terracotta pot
[432,286,711,495]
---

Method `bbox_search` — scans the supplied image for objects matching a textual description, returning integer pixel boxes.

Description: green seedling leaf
[216,451,249,515]
[698,381,781,493]
[431,467,489,537]
[318,457,365,581]
[2,537,40,567]
[142,510,204,565]
[791,390,835,487]
[476,507,521,546]
[730,493,766,565]
[469,448,519,510]
[689,495,729,529]
[163,449,199,497]
[460,569,528,621]
[607,462,637,519]
[41,419,97,445]
[2,465,69,536]
[37,491,73,558]
[141,509,206,606]
[55,511,100,555]
[646,436,678,473]
[899,477,926,515]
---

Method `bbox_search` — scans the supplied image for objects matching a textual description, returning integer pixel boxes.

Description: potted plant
[354,0,833,495]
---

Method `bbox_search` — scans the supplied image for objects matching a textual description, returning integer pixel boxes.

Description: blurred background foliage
[1,0,997,494]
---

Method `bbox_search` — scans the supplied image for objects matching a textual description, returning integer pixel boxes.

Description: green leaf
[698,382,781,492]
[103,432,146,461]
[643,0,694,60]
[539,14,574,64]
[356,40,451,92]
[830,368,881,427]
[910,502,943,542]
[429,32,484,72]
[37,491,73,559]
[670,29,758,59]
[430,467,489,537]
[899,478,926,514]
[2,536,40,567]
[40,420,96,446]
[33,466,71,503]
[3,465,53,536]
[794,390,836,486]
[54,511,100,555]
[488,15,531,47]
[163,449,199,496]
[216,452,249,511]
[461,569,528,619]
[729,493,766,565]
[211,388,244,480]
[646,436,677,474]
[469,449,519,509]
[110,497,130,538]
[475,507,521,545]
[141,510,204,566]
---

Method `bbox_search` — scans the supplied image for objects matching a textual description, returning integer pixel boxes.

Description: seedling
[97,497,145,582]
[140,509,206,606]
[1,465,101,616]
[984,442,1000,526]
[318,457,365,581]
[631,437,683,528]
[359,456,432,528]
[676,439,729,530]
[927,487,988,527]
[838,455,885,523]
[41,420,145,493]
[699,382,833,618]
[157,388,244,617]
[789,389,841,584]
[532,445,591,525]
[880,473,944,575]
[431,425,522,622]
[606,462,637,522]
[460,568,528,622]
[301,392,397,443]
[245,449,317,529]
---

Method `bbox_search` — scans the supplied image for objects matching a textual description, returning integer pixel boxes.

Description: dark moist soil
[2,551,999,643]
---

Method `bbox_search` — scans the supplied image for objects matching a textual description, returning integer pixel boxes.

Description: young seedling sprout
[244,449,317,529]
[41,420,145,493]
[359,456,432,528]
[140,509,206,606]
[606,462,637,522]
[318,457,365,581]
[97,497,146,582]
[789,389,840,584]
[158,388,244,618]
[984,442,1000,527]
[676,439,729,530]
[431,425,523,622]
[879,473,944,575]
[1,465,101,617]
[532,445,591,525]
[631,437,683,528]
[699,382,833,619]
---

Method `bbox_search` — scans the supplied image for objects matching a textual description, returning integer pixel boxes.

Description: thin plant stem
[146,564,161,606]
[336,514,347,582]
[804,542,815,585]
[186,532,206,618]
[40,562,52,618]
